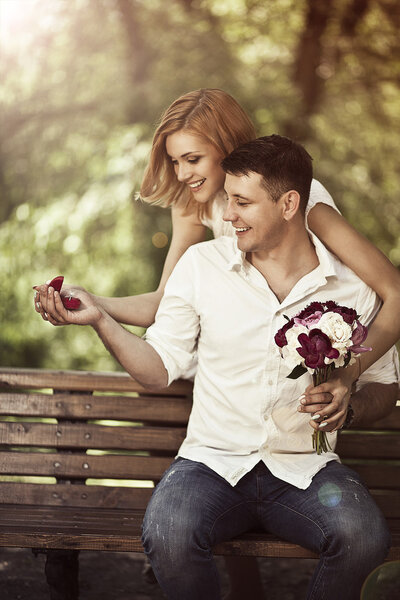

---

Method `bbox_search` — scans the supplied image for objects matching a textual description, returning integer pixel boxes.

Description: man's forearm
[93,312,169,390]
[350,382,398,427]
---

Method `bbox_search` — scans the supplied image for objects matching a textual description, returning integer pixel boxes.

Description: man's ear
[281,190,301,221]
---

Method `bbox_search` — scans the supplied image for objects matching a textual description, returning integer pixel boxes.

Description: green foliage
[1,0,399,369]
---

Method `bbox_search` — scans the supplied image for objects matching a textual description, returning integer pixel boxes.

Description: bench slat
[0,452,171,480]
[368,489,400,519]
[0,367,192,396]
[0,505,398,559]
[0,480,398,518]
[0,483,153,509]
[0,421,185,452]
[2,452,398,491]
[343,461,400,490]
[214,530,400,560]
[0,392,192,424]
[336,431,400,459]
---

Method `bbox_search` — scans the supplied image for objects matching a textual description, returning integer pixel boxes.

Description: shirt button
[264,414,269,421]
[268,379,273,386]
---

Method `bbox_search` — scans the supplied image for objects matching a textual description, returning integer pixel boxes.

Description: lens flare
[317,482,342,507]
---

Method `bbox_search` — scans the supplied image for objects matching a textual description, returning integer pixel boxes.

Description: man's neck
[247,228,319,303]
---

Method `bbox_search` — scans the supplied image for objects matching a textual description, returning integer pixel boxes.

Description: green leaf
[287,364,308,379]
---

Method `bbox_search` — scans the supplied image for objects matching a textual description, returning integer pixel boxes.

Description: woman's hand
[34,283,87,324]
[33,283,102,327]
[297,368,356,433]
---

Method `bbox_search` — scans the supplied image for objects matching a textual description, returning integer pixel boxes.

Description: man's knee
[328,513,390,564]
[141,463,214,563]
[142,500,205,562]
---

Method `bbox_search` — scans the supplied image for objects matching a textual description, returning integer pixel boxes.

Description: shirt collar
[309,232,337,279]
[226,231,338,280]
[227,241,246,272]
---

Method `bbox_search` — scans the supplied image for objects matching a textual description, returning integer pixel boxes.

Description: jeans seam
[209,499,258,540]
[268,499,329,546]
[308,556,327,600]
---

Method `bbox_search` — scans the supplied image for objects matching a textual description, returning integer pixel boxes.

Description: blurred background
[1,0,399,372]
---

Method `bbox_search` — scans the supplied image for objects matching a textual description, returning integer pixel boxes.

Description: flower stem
[312,366,334,455]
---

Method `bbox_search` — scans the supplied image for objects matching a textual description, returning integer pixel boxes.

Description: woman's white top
[200,179,339,237]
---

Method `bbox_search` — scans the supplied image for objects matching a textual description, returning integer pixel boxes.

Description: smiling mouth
[235,227,251,233]
[188,178,206,189]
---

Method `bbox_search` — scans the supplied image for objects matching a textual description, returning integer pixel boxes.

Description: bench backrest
[0,367,399,520]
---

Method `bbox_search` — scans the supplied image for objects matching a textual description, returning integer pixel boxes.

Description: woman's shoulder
[306,179,341,223]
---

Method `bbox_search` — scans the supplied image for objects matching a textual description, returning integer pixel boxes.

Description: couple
[35,92,400,600]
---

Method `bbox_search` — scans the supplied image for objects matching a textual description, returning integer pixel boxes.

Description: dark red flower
[274,319,294,348]
[296,329,340,369]
[325,301,358,324]
[296,302,325,320]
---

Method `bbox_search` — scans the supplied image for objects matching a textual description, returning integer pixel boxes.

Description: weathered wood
[0,505,398,560]
[0,482,153,509]
[343,461,400,489]
[336,431,400,460]
[0,392,192,423]
[0,421,185,452]
[214,531,400,561]
[0,452,172,480]
[368,489,400,519]
[0,367,192,396]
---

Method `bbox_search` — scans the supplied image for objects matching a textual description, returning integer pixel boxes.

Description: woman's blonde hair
[140,89,256,210]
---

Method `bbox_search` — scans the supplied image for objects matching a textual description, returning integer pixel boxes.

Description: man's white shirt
[145,235,399,489]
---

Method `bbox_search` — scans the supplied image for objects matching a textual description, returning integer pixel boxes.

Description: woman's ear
[281,190,301,221]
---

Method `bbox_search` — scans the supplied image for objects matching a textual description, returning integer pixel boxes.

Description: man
[39,135,398,599]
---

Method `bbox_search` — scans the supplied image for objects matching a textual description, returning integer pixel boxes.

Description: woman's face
[166,130,226,204]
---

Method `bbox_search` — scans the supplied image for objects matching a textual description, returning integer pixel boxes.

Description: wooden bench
[0,366,399,597]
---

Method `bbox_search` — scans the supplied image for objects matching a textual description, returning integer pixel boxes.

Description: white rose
[281,324,309,370]
[316,312,352,355]
[286,324,309,346]
[281,343,303,370]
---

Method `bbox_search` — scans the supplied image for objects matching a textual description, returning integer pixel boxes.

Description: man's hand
[33,283,102,327]
[297,370,354,433]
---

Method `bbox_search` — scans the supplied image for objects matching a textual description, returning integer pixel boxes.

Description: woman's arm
[302,203,400,432]
[308,202,400,376]
[35,204,207,328]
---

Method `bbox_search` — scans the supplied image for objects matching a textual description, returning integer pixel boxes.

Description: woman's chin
[191,188,222,205]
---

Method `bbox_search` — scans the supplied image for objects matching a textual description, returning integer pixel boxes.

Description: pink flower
[349,321,371,354]
[296,302,325,320]
[296,329,340,369]
[294,311,323,328]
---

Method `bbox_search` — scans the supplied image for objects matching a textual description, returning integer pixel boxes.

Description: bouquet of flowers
[274,301,371,454]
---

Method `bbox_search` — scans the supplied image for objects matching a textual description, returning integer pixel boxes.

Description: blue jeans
[142,458,390,600]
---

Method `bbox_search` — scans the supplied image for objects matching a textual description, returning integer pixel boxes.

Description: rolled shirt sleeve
[357,346,400,390]
[144,248,200,385]
[353,278,400,389]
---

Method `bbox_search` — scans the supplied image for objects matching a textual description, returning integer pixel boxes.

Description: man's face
[223,172,286,255]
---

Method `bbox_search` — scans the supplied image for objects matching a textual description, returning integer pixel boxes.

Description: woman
[34,88,400,600]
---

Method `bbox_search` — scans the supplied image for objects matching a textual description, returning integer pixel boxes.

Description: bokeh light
[317,482,342,507]
[152,232,169,249]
